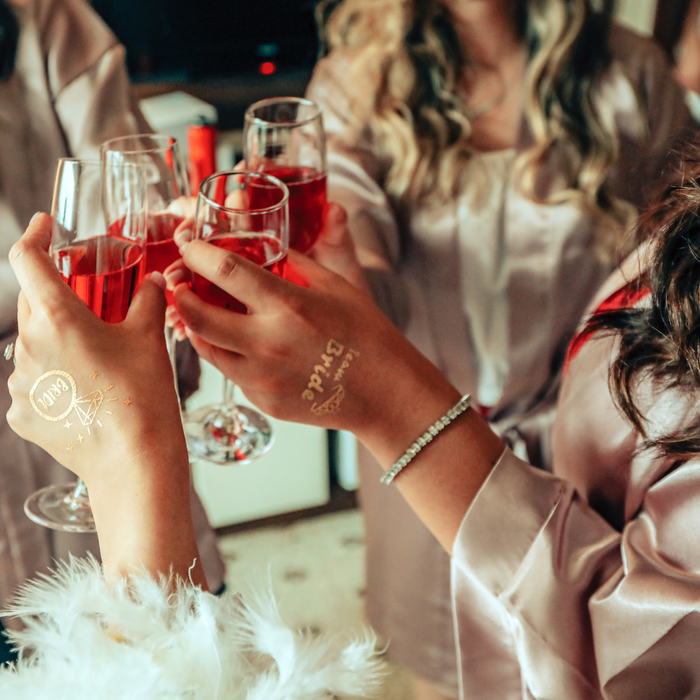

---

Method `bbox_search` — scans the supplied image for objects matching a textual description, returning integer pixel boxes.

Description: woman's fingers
[179,239,291,313]
[186,330,244,373]
[173,284,254,352]
[16,291,30,331]
[124,273,168,334]
[8,213,80,314]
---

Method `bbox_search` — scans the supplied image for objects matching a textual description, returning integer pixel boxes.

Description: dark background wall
[91,0,320,127]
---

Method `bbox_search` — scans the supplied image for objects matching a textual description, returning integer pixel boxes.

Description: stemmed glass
[243,97,327,253]
[100,134,191,369]
[183,171,289,465]
[24,159,147,532]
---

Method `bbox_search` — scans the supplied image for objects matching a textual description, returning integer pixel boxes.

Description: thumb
[317,202,350,249]
[124,272,168,331]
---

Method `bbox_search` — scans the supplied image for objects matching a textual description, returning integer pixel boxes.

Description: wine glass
[243,97,326,253]
[23,159,147,532]
[101,135,191,372]
[183,171,289,465]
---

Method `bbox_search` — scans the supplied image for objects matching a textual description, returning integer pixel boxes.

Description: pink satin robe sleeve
[452,323,700,698]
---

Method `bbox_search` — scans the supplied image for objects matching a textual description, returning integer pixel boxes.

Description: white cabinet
[188,360,330,528]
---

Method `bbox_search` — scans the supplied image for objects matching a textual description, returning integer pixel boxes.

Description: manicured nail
[174,227,193,248]
[149,271,167,291]
[166,268,185,288]
[30,212,41,225]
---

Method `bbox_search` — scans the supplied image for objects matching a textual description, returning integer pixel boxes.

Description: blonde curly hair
[317,0,629,257]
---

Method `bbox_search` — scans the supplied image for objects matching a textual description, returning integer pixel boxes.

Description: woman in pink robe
[307,1,696,694]
[0,0,224,638]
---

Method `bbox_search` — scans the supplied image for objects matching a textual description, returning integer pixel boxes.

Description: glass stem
[222,377,237,410]
[72,479,89,502]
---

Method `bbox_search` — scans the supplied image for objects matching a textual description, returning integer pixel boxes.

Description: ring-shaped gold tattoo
[29,370,78,421]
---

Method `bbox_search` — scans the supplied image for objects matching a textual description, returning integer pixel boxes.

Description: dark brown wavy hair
[586,142,700,455]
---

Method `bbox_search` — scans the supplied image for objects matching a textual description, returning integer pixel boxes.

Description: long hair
[585,143,700,456]
[317,0,625,255]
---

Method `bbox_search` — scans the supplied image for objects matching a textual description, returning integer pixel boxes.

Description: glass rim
[198,170,290,215]
[56,157,145,176]
[100,133,178,156]
[244,97,323,129]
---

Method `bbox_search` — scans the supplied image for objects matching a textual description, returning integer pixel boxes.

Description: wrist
[83,427,203,584]
[347,333,463,467]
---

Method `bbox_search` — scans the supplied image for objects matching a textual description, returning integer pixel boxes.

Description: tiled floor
[218,509,414,699]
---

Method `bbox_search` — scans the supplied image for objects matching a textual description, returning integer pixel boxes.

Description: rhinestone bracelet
[380,394,472,485]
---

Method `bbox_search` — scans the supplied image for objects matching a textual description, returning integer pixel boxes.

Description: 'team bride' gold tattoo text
[301,340,359,416]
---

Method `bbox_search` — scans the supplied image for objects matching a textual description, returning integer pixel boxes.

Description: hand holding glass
[183,170,289,465]
[23,158,146,532]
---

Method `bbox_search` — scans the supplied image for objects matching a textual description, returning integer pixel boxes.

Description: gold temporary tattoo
[30,370,78,422]
[301,340,359,416]
[333,349,360,382]
[311,385,346,416]
[30,369,131,450]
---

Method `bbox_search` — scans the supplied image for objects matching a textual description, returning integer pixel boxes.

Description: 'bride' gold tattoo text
[29,369,132,451]
[301,340,359,415]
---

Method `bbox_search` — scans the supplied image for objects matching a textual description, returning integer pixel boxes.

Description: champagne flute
[101,134,190,293]
[23,159,147,532]
[243,97,327,253]
[101,135,191,377]
[183,171,289,465]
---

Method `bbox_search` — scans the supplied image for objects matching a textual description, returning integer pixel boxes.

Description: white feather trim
[0,557,385,700]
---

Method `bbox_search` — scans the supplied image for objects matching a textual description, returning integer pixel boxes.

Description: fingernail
[149,271,167,291]
[174,227,193,248]
[30,212,41,225]
[176,327,187,341]
[328,203,346,224]
[166,268,185,288]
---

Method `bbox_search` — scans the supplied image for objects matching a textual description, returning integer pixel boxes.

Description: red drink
[145,212,184,275]
[55,236,145,323]
[251,167,327,253]
[192,233,287,312]
[145,212,184,304]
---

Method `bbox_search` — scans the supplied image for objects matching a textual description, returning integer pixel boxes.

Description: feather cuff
[0,557,385,699]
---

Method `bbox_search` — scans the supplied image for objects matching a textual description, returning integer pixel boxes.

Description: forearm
[83,430,206,588]
[351,339,504,553]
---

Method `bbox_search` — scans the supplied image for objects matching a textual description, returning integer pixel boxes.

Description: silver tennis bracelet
[380,394,472,485]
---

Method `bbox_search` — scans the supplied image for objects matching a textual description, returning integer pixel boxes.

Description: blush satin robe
[307,24,696,695]
[451,254,700,698]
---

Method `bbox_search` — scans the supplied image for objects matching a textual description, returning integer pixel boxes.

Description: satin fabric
[452,282,700,698]
[307,25,695,693]
[0,0,225,621]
